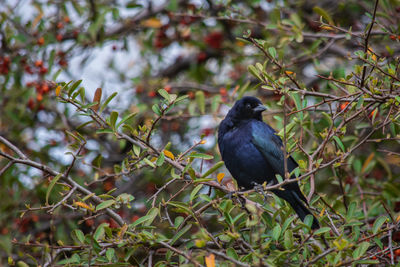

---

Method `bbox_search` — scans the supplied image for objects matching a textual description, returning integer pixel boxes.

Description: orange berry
[164,85,172,93]
[37,37,45,45]
[35,60,43,67]
[148,91,156,98]
[36,93,43,102]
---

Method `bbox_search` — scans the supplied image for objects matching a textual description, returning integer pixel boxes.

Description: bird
[218,96,319,229]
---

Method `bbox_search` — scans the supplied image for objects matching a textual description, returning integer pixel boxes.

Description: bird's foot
[252,182,269,202]
[225,191,246,208]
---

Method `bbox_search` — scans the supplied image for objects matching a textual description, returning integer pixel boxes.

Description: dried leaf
[217,173,225,183]
[205,253,215,267]
[92,88,102,111]
[163,150,175,160]
[141,18,162,28]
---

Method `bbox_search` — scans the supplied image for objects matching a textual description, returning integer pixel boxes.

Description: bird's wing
[251,121,308,203]
[250,121,298,178]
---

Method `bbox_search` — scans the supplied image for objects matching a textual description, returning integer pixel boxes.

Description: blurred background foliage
[1,0,400,266]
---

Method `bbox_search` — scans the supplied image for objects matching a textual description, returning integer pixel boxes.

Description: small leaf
[117,112,137,129]
[353,242,370,259]
[141,17,162,28]
[46,174,62,205]
[217,173,225,183]
[333,136,345,152]
[189,152,213,160]
[372,216,388,234]
[106,248,115,262]
[158,88,170,102]
[205,254,215,267]
[156,152,165,166]
[92,87,102,111]
[109,111,119,130]
[55,85,62,96]
[95,200,115,212]
[190,184,203,202]
[74,201,94,211]
[163,150,175,160]
[72,229,85,244]
[201,161,224,178]
[195,91,205,114]
[68,80,82,97]
[268,47,277,59]
[143,157,156,168]
[152,104,162,116]
[100,92,118,113]
[313,6,334,25]
[170,224,191,245]
[272,224,281,241]
[314,227,331,235]
[94,222,108,240]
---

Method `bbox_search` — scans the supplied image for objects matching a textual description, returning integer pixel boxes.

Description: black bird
[218,96,319,229]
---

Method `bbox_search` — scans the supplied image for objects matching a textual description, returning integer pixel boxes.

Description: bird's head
[227,96,267,121]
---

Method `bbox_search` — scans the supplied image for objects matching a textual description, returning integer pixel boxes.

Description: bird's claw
[252,182,269,202]
[225,191,246,208]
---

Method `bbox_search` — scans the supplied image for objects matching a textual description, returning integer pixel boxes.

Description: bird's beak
[253,104,267,113]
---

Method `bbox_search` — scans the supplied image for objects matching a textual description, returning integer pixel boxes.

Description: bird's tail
[272,189,320,229]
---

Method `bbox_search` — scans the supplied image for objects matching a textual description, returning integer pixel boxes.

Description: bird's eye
[246,103,251,109]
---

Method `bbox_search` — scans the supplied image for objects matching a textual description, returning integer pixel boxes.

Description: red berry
[197,52,207,63]
[27,98,35,110]
[204,32,223,49]
[56,34,63,42]
[148,91,157,98]
[164,85,172,93]
[39,66,48,75]
[219,87,227,96]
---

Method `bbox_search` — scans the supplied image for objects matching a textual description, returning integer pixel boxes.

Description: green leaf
[195,91,205,114]
[95,200,115,212]
[333,136,345,152]
[94,223,108,241]
[158,89,170,102]
[268,47,277,59]
[313,6,334,25]
[130,207,159,227]
[116,112,137,129]
[189,152,213,160]
[152,104,162,116]
[96,129,114,135]
[284,229,293,249]
[100,92,118,113]
[190,184,203,202]
[201,161,224,178]
[272,224,281,241]
[314,227,331,235]
[46,174,62,205]
[321,112,333,126]
[353,242,370,259]
[156,152,165,166]
[226,248,238,260]
[67,80,82,97]
[170,224,191,245]
[248,65,262,81]
[109,111,118,130]
[106,248,115,262]
[71,229,85,244]
[372,216,387,234]
[143,157,156,168]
